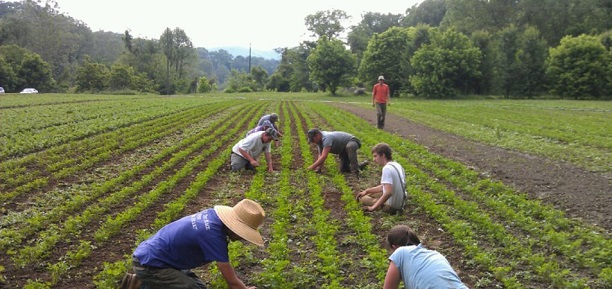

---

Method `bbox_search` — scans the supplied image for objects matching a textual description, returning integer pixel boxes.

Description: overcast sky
[51,0,423,51]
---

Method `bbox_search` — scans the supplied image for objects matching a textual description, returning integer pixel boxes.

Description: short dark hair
[371,143,393,160]
[307,128,321,143]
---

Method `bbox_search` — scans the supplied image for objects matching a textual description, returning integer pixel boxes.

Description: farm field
[0,93,610,289]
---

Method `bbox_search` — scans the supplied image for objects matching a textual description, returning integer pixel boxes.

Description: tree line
[0,0,611,99]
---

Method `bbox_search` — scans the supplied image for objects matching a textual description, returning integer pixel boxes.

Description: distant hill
[208,46,281,60]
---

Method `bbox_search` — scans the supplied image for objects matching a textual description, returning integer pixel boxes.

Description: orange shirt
[372,83,390,104]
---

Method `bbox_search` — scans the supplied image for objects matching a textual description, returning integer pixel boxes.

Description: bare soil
[333,103,611,233]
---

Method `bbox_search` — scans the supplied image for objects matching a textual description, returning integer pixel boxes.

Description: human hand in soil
[363,206,375,212]
[250,160,260,167]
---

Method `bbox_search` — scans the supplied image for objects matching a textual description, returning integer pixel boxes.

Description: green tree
[0,56,17,92]
[18,52,54,91]
[304,9,351,39]
[75,57,108,92]
[515,26,548,98]
[197,76,213,93]
[347,12,404,61]
[402,0,446,27]
[495,25,523,98]
[250,66,269,90]
[224,69,257,93]
[410,29,482,98]
[269,45,314,92]
[108,63,134,90]
[546,34,609,99]
[358,27,412,96]
[307,36,356,95]
[470,30,497,95]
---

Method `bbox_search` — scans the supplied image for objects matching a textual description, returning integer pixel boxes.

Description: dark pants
[133,258,207,289]
[339,140,360,173]
[375,103,387,129]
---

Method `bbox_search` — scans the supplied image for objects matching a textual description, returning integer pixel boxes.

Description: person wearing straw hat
[124,199,266,289]
[382,225,468,289]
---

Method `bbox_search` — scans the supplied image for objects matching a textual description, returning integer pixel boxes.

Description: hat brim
[215,205,264,247]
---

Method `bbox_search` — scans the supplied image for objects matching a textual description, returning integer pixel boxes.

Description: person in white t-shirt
[356,143,406,214]
[231,128,279,172]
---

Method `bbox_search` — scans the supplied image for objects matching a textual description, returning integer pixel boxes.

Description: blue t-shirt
[389,244,468,289]
[133,209,229,269]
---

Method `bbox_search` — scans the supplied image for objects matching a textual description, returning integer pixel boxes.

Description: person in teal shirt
[384,225,469,289]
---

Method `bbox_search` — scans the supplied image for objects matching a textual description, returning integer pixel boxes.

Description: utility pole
[248,43,252,74]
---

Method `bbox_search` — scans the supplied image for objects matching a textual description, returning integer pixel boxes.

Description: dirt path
[333,103,611,233]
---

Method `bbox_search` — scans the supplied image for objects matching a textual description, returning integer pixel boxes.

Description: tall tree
[358,27,413,96]
[347,12,404,64]
[546,34,609,99]
[307,36,356,95]
[402,0,446,27]
[410,28,482,98]
[304,9,350,40]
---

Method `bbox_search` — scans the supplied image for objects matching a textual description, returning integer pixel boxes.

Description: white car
[20,88,38,94]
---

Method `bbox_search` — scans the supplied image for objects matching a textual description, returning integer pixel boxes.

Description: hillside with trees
[0,0,610,98]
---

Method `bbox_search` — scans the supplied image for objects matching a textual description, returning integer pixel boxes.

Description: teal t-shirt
[389,244,468,289]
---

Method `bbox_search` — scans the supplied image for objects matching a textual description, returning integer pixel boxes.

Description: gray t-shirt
[318,131,358,154]
[232,131,271,159]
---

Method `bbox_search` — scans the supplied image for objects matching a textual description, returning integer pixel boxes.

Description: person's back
[390,244,468,289]
[320,131,357,154]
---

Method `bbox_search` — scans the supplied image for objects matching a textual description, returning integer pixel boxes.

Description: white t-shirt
[232,131,271,159]
[381,161,406,209]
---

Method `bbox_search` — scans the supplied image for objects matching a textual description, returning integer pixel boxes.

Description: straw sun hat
[214,199,265,247]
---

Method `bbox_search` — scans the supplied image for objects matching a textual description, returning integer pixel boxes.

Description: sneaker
[358,161,369,171]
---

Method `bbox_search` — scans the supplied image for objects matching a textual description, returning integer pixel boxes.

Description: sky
[51,0,423,51]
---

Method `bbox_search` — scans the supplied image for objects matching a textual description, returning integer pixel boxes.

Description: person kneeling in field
[122,199,265,289]
[383,225,469,289]
[356,143,406,214]
[231,127,279,172]
[306,128,367,175]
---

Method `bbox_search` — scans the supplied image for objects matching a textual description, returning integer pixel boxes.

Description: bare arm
[368,183,393,211]
[265,152,273,172]
[383,261,401,289]
[308,146,331,171]
[217,262,256,289]
[238,148,259,167]
[372,86,376,106]
[357,184,383,199]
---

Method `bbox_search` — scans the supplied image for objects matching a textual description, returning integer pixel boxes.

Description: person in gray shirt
[306,128,366,174]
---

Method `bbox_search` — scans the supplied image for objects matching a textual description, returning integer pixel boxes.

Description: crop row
[312,101,610,288]
[3,101,264,288]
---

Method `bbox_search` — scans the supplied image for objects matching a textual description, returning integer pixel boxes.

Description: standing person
[356,143,406,214]
[383,225,469,289]
[372,75,390,129]
[123,198,266,289]
[257,113,282,146]
[231,128,279,172]
[306,128,366,174]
